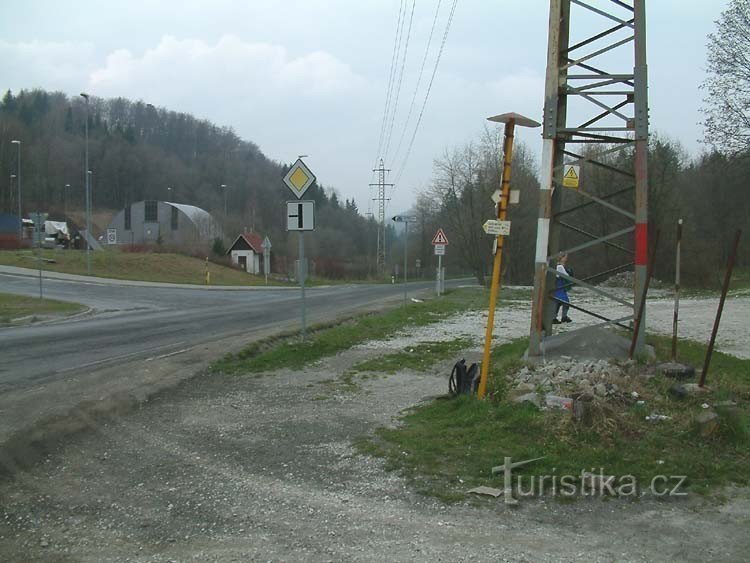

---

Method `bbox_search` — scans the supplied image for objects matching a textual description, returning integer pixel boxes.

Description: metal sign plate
[286,201,315,231]
[562,164,580,189]
[482,219,511,236]
[431,228,449,245]
[283,159,316,199]
[434,244,446,256]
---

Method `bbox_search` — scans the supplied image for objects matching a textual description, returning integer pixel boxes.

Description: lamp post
[9,174,16,214]
[80,92,91,275]
[11,140,21,242]
[63,183,70,218]
[167,186,174,200]
[220,184,228,228]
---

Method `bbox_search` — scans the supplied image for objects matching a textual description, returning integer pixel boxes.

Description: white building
[226,232,265,274]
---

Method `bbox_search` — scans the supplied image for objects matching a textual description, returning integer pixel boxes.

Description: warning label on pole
[562,165,580,189]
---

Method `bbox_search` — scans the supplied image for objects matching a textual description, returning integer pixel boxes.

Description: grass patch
[351,338,474,374]
[0,292,84,325]
[0,249,289,286]
[358,335,750,501]
[211,287,496,375]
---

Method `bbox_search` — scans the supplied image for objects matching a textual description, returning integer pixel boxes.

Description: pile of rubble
[509,357,641,407]
[599,270,667,289]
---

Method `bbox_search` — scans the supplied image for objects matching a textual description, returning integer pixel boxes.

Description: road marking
[145,348,192,362]
[55,341,188,374]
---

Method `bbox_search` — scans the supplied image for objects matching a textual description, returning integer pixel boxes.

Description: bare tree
[702,0,750,153]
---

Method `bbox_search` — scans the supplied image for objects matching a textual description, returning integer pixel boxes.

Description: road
[0,271,454,391]
[0,270,469,466]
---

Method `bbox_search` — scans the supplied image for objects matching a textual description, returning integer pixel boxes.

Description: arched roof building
[106,200,221,246]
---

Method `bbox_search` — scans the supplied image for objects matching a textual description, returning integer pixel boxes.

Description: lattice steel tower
[370,159,393,274]
[528,0,649,356]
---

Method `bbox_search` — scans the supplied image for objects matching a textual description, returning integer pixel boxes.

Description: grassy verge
[211,286,519,375]
[357,335,750,501]
[350,338,474,375]
[0,249,289,286]
[0,293,85,325]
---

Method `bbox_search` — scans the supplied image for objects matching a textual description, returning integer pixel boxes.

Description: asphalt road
[0,272,461,392]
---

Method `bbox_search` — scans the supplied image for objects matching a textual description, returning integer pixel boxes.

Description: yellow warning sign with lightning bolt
[562,164,580,189]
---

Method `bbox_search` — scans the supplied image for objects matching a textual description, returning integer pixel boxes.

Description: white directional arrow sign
[392,215,417,222]
[482,219,511,236]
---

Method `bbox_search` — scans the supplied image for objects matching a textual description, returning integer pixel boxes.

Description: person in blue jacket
[552,253,573,324]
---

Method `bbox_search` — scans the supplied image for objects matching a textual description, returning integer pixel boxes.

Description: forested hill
[0,88,380,276]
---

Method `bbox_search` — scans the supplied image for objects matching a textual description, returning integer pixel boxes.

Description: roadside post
[30,212,47,299]
[700,229,742,387]
[283,157,317,340]
[431,228,449,296]
[477,113,540,400]
[392,215,417,304]
[671,219,683,361]
[262,236,272,285]
[205,256,210,285]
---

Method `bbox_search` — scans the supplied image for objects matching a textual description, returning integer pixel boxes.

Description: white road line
[56,341,188,373]
[145,348,193,362]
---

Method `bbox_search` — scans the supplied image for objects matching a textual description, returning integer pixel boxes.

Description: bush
[212,237,226,256]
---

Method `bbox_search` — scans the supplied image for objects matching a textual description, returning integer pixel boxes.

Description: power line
[392,0,459,193]
[390,0,443,171]
[374,0,406,169]
[383,0,416,164]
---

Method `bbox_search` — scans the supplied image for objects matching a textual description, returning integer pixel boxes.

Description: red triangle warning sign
[431,228,449,245]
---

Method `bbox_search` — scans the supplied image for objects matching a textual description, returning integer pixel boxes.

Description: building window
[124,205,131,230]
[145,200,158,222]
[171,206,178,230]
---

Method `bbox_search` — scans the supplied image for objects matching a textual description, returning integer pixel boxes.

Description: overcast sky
[0,0,727,215]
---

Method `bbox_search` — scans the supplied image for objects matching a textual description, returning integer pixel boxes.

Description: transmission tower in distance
[369,159,393,274]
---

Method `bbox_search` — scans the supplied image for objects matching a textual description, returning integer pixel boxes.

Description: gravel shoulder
[1,290,748,562]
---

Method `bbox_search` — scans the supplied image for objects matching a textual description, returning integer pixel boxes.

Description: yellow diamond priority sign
[283,158,316,199]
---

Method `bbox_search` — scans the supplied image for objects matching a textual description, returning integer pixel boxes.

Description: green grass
[0,249,290,286]
[351,338,474,374]
[0,292,85,325]
[211,288,495,375]
[357,335,750,501]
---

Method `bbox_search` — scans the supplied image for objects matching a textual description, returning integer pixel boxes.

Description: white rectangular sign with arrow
[482,219,511,236]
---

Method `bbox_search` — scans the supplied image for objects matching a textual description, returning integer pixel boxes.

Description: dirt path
[1,292,748,562]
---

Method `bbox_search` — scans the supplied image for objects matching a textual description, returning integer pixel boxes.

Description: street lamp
[8,174,16,216]
[63,183,70,218]
[11,139,21,242]
[167,186,174,200]
[80,92,91,275]
[220,184,228,224]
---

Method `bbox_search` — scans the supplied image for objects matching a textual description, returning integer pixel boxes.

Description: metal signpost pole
[477,113,540,400]
[671,219,683,361]
[437,254,442,296]
[11,140,21,243]
[299,231,306,340]
[36,213,43,299]
[403,221,408,305]
[283,157,316,342]
[81,93,91,276]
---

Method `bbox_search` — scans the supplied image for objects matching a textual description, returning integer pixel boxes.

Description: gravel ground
[1,290,749,562]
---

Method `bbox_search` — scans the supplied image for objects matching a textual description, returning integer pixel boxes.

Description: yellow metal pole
[477,120,516,399]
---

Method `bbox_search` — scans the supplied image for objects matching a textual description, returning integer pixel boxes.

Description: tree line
[0,88,391,278]
[408,129,748,289]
